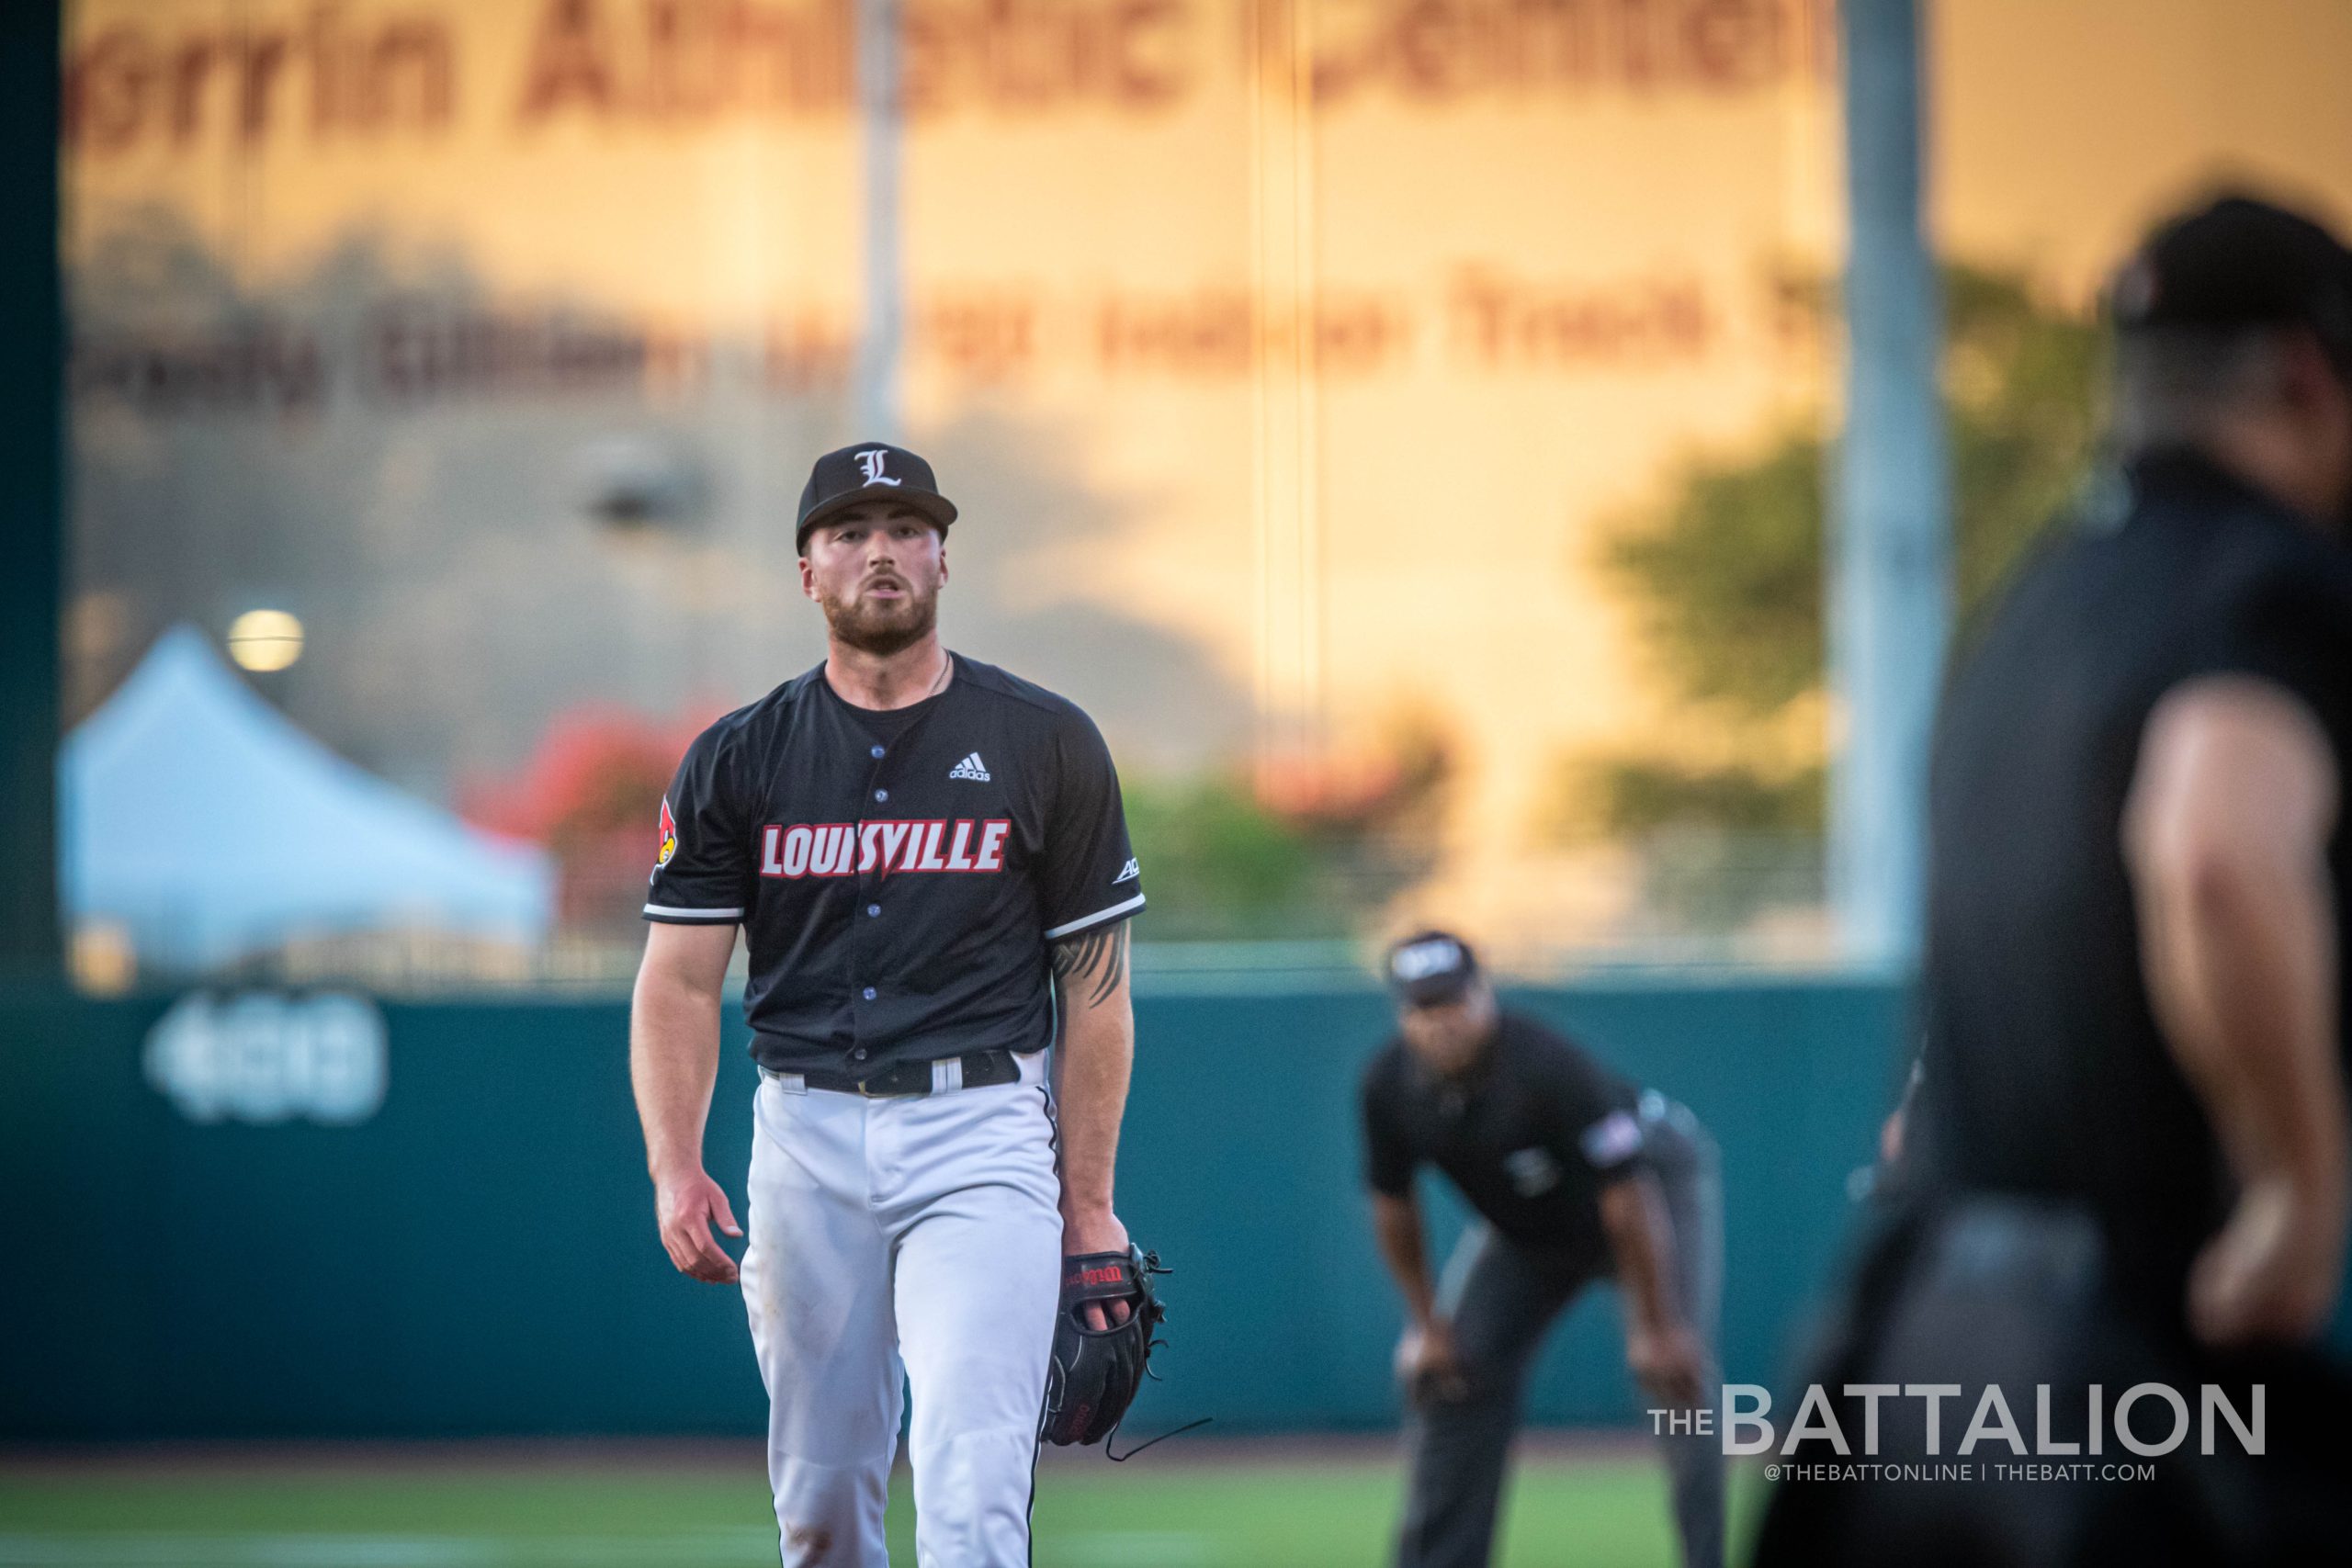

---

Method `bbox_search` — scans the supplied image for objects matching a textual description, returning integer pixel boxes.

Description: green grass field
[0,1444,1763,1566]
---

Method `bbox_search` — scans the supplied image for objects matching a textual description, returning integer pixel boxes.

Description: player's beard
[820,577,939,657]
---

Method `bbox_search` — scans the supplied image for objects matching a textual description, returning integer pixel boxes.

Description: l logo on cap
[857,449,903,487]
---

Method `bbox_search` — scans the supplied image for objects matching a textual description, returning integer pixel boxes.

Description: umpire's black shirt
[1362,1010,1647,1265]
[645,655,1145,1075]
[1915,450,2352,1307]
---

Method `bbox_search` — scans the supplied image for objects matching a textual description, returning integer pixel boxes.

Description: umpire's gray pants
[1394,1100,1725,1568]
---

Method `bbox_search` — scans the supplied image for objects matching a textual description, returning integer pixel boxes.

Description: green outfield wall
[0,978,1905,1439]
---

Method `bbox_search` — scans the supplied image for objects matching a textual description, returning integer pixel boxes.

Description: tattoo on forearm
[1050,922,1129,1008]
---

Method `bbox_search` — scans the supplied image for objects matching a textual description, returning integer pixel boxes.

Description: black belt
[763,1049,1023,1098]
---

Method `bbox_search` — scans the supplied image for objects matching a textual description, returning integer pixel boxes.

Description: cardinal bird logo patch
[658,797,679,867]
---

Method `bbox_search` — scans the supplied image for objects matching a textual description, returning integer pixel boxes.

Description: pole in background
[857,0,903,443]
[1248,0,1324,795]
[1830,0,1951,974]
[0,0,64,984]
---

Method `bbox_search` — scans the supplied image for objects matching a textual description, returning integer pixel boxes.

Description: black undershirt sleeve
[1551,1038,1645,1184]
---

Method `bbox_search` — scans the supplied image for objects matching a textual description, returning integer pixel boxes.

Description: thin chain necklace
[831,647,950,710]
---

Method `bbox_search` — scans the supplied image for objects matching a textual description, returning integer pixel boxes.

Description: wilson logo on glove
[1038,1245,1208,1460]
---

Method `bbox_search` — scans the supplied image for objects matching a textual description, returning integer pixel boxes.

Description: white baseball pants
[739,1052,1063,1568]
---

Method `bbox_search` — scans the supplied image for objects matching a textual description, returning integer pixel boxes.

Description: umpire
[1755,193,2352,1566]
[1362,931,1725,1568]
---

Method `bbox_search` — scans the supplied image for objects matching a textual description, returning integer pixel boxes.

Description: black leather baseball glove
[1039,1245,1168,1448]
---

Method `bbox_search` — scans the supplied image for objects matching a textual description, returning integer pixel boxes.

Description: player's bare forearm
[1599,1173,1683,1334]
[1371,1191,1439,1327]
[2128,686,2343,1202]
[631,921,743,1284]
[2146,840,2339,1192]
[2127,677,2346,1340]
[1051,920,1135,1242]
[629,922,737,1183]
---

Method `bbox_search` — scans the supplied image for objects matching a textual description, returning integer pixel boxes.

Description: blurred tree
[463,706,707,933]
[1127,711,1453,941]
[1574,758,1826,837]
[1124,776,1329,939]
[1603,429,1828,719]
[1569,264,2103,842]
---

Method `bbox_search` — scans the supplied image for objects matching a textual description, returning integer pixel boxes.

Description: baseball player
[1362,931,1725,1568]
[628,442,1150,1567]
[1754,195,2352,1566]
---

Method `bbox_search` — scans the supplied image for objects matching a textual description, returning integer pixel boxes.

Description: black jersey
[1915,451,2352,1303]
[1361,1010,1646,1261]
[645,654,1145,1076]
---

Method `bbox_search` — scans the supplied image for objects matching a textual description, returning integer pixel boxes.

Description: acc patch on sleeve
[1578,1109,1644,1169]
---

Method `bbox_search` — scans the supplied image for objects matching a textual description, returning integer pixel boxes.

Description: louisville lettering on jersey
[759,818,1012,880]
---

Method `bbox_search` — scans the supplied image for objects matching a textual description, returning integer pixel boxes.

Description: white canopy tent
[62,626,553,970]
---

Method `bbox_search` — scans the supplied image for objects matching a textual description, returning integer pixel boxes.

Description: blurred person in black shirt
[1363,931,1724,1568]
[1756,193,2352,1567]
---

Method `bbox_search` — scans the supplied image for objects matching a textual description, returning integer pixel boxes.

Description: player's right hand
[1396,1319,1469,1406]
[2188,1176,2346,1348]
[654,1168,743,1284]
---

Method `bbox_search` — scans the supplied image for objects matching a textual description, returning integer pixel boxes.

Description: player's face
[1398,979,1498,1078]
[801,503,948,655]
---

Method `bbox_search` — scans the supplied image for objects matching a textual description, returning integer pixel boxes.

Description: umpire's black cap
[1385,930,1480,1008]
[2109,193,2352,374]
[796,442,959,554]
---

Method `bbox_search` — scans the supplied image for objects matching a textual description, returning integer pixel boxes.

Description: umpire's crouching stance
[1755,194,2352,1567]
[1363,931,1725,1568]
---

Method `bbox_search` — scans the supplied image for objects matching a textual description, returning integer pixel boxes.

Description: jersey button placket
[850,746,892,1071]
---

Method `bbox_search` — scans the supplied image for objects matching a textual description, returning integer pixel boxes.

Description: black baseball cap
[1385,929,1480,1008]
[796,442,959,554]
[2109,193,2352,375]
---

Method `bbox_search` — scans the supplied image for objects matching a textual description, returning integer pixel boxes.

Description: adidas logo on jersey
[948,752,991,782]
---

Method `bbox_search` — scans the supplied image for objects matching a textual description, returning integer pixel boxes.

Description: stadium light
[226,608,305,671]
